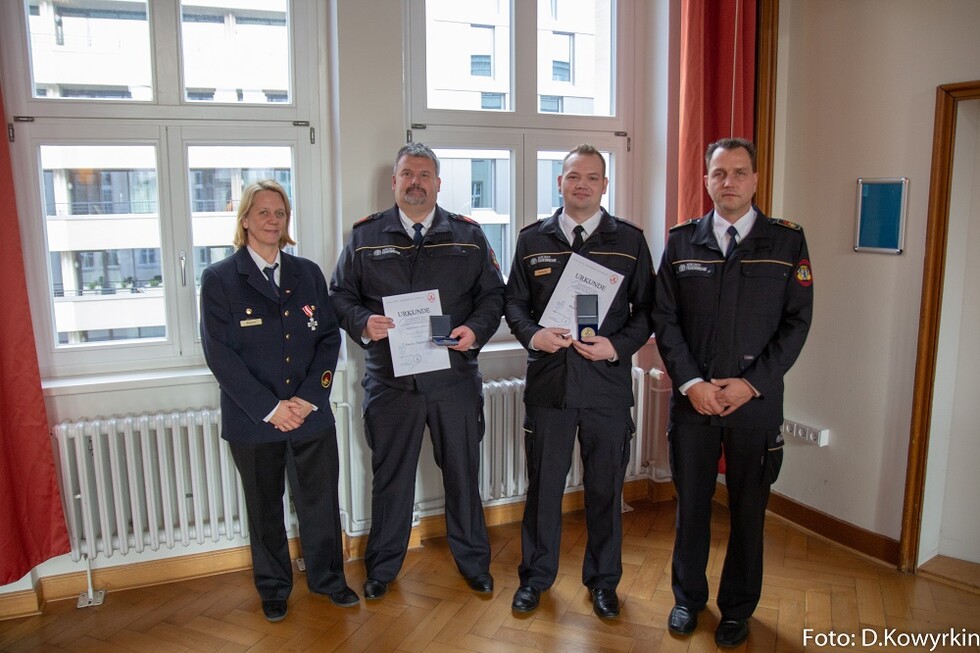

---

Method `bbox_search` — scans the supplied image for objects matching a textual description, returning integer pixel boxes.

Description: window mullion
[150,0,181,106]
[512,0,537,120]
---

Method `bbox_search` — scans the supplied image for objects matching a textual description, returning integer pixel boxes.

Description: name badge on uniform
[240,318,263,327]
[302,305,318,331]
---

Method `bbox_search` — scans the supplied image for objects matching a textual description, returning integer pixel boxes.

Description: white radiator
[52,408,296,563]
[477,366,661,504]
[53,367,667,563]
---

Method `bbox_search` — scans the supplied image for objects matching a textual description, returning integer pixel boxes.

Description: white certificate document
[382,289,451,377]
[539,253,623,337]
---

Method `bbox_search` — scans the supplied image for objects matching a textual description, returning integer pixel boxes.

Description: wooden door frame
[899,80,980,572]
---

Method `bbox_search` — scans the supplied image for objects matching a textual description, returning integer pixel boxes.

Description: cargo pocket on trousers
[764,430,785,485]
[620,416,636,469]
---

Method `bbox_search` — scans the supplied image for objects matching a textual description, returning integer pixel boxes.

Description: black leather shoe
[363,578,388,600]
[511,585,540,613]
[589,587,620,618]
[715,619,749,648]
[667,604,698,635]
[261,600,287,622]
[466,572,494,593]
[328,586,359,607]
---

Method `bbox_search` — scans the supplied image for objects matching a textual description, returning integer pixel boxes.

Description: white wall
[771,0,980,540]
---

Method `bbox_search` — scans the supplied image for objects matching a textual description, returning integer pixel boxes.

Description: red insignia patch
[490,247,500,271]
[320,370,332,388]
[795,259,813,286]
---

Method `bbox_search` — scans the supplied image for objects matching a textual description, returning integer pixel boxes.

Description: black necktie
[571,225,585,253]
[413,223,424,248]
[263,263,279,296]
[724,225,739,258]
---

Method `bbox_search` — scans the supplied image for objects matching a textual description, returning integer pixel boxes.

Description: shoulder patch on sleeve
[770,218,802,231]
[353,212,382,228]
[669,218,699,231]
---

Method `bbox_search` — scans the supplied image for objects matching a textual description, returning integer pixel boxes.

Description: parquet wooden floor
[3,499,979,652]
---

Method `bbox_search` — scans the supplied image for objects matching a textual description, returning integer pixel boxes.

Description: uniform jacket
[201,247,341,444]
[652,208,813,429]
[328,205,505,397]
[504,209,655,408]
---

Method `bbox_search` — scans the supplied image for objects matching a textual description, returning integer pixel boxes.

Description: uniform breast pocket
[232,303,270,343]
[425,244,478,283]
[674,262,717,314]
[740,261,791,312]
[362,248,412,295]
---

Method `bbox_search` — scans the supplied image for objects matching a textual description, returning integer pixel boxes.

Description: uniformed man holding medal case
[504,144,655,619]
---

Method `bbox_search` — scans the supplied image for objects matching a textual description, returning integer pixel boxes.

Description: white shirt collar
[559,208,603,247]
[246,246,281,282]
[713,207,757,250]
[399,207,436,238]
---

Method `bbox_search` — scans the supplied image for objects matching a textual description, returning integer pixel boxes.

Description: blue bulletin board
[854,177,909,254]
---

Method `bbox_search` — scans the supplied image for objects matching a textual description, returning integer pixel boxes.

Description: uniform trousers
[362,378,490,582]
[669,422,774,619]
[519,405,633,590]
[230,429,348,602]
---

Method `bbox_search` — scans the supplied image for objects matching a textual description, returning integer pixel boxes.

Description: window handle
[179,250,187,287]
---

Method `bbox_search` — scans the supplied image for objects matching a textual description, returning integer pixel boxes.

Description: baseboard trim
[0,590,41,621]
[766,491,900,566]
[3,478,900,620]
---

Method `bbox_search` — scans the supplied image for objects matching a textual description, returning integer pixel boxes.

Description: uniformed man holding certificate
[504,144,655,618]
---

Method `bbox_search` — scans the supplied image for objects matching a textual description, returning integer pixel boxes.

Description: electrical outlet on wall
[784,419,830,447]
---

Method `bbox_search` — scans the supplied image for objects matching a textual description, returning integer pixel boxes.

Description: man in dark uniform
[653,138,813,648]
[200,180,357,623]
[504,144,654,618]
[329,143,504,600]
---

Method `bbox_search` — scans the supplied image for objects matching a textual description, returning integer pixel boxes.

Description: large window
[1,1,324,376]
[408,0,632,279]
[414,0,619,123]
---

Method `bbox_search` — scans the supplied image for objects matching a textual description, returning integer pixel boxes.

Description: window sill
[41,366,218,397]
[42,360,357,397]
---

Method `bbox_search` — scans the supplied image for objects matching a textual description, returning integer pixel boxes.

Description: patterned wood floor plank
[4,499,980,652]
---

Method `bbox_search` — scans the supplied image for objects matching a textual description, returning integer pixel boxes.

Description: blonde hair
[232,179,297,250]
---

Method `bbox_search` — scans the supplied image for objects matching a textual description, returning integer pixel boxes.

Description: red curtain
[0,86,70,585]
[677,0,757,224]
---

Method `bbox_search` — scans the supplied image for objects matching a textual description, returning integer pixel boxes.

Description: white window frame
[406,0,633,131]
[0,1,327,378]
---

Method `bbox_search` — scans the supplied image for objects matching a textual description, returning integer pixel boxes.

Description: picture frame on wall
[854,177,909,254]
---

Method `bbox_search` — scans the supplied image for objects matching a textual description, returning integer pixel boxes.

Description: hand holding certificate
[539,253,623,339]
[382,289,451,377]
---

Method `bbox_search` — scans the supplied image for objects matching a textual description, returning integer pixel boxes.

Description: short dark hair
[705,137,756,172]
[394,142,440,176]
[562,143,606,178]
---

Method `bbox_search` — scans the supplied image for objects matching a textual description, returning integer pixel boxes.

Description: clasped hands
[531,327,616,362]
[687,378,754,417]
[270,396,316,432]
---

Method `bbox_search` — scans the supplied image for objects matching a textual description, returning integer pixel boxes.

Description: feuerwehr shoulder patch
[320,370,332,388]
[795,259,813,286]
